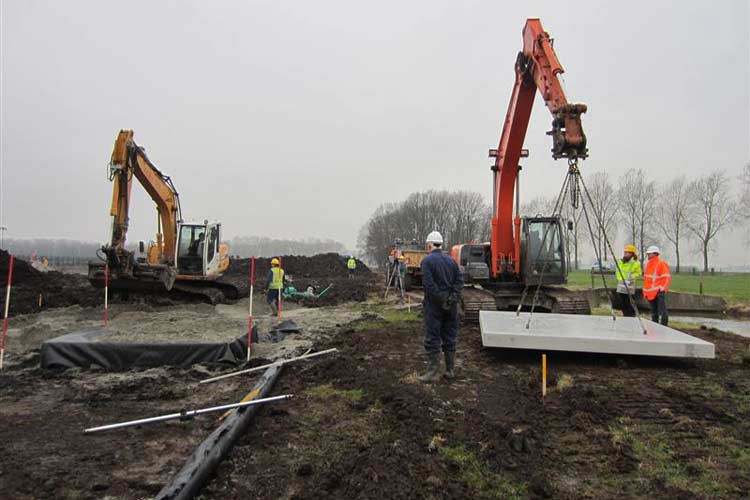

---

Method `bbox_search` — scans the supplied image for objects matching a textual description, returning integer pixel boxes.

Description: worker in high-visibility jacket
[615,244,642,317]
[643,246,671,325]
[264,257,285,316]
[347,255,356,278]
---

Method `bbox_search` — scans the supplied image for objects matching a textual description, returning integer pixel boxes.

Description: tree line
[357,190,491,267]
[1,236,348,260]
[548,167,748,272]
[358,165,749,272]
[227,236,346,258]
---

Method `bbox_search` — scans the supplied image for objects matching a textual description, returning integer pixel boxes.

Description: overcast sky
[1,0,748,265]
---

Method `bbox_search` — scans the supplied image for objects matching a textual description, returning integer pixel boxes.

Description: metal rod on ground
[248,256,255,361]
[104,263,109,327]
[218,388,260,422]
[542,353,547,399]
[1,255,14,370]
[84,394,293,433]
[199,348,338,384]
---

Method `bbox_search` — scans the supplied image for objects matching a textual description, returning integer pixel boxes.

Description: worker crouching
[265,258,285,316]
[419,231,464,382]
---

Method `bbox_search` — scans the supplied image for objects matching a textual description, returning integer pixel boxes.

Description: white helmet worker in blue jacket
[419,231,464,382]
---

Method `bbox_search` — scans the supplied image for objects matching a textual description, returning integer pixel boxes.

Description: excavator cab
[520,216,567,286]
[176,221,225,277]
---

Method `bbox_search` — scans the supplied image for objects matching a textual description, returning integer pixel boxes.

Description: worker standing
[265,257,285,316]
[615,244,642,317]
[643,246,671,325]
[347,255,357,278]
[419,231,463,382]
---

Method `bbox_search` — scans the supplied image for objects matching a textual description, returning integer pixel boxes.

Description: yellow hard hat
[624,244,637,254]
[271,258,280,266]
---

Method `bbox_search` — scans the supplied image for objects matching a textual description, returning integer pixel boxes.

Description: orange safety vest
[643,256,671,300]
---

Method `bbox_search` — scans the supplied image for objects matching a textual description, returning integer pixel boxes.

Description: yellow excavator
[88,130,238,302]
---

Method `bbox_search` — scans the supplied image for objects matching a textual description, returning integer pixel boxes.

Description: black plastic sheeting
[39,328,255,370]
[155,364,283,500]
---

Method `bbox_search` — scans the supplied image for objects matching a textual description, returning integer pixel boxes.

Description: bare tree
[521,196,556,217]
[740,163,750,218]
[560,202,584,270]
[655,176,690,273]
[617,169,659,261]
[686,171,736,272]
[740,163,750,257]
[584,172,619,263]
[358,190,492,267]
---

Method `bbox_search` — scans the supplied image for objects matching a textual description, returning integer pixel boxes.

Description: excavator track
[460,287,498,323]
[551,295,592,315]
[460,286,591,323]
[171,279,240,305]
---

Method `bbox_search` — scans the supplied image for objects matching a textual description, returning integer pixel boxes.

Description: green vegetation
[608,417,745,498]
[568,270,749,303]
[305,383,363,402]
[438,444,526,500]
[555,373,574,392]
[351,307,420,331]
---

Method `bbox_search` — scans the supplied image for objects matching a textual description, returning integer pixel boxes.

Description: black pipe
[155,364,283,500]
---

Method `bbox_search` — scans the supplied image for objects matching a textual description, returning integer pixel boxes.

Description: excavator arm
[89,130,182,292]
[108,129,181,264]
[490,18,587,279]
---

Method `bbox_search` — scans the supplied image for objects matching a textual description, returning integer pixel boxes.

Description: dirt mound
[0,251,379,315]
[224,253,371,283]
[1,250,102,316]
[222,253,378,306]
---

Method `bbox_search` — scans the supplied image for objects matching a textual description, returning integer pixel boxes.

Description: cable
[578,173,647,334]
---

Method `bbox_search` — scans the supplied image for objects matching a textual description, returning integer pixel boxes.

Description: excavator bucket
[88,260,177,293]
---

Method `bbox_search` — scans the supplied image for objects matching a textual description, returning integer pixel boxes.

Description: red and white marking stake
[247,256,256,361]
[104,263,109,327]
[1,255,14,370]
[277,256,283,320]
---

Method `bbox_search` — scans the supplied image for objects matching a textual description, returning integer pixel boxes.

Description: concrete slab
[479,311,715,359]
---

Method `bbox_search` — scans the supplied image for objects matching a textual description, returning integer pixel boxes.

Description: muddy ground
[1,293,749,499]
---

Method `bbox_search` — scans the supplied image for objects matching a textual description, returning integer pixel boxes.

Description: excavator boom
[108,130,181,263]
[490,18,587,278]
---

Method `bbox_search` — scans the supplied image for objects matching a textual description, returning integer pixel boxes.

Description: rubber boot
[419,353,442,383]
[444,351,456,380]
[269,302,278,316]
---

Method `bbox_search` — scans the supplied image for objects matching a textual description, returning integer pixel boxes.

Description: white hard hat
[646,246,660,254]
[426,231,443,244]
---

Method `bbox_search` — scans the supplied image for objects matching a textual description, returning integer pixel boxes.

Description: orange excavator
[452,18,591,320]
[88,130,238,302]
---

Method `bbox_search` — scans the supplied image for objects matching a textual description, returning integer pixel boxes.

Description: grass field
[567,270,750,303]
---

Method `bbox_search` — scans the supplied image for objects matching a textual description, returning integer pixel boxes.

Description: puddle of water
[671,316,750,337]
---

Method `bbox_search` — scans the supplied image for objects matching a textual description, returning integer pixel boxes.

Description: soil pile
[1,250,101,316]
[0,251,379,315]
[222,253,377,306]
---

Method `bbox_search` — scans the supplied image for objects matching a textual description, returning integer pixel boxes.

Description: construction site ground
[1,291,748,500]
